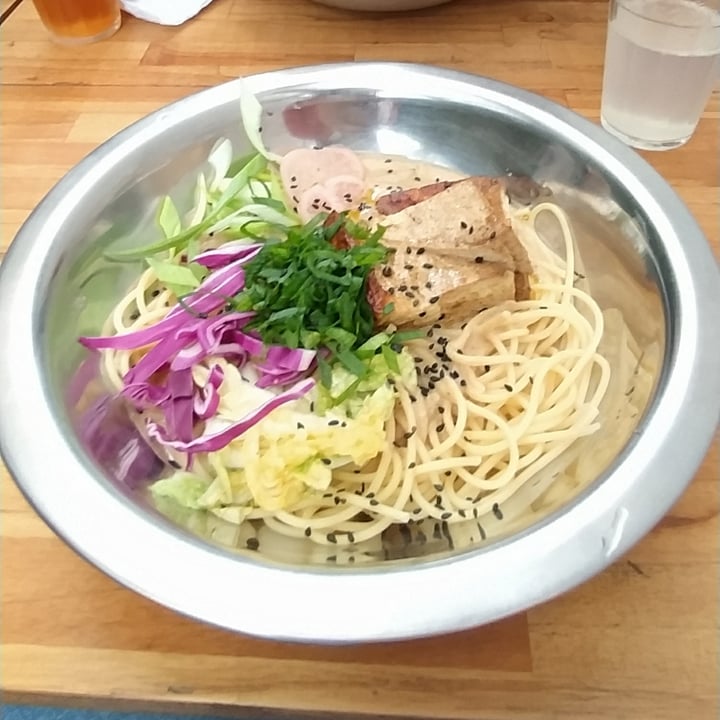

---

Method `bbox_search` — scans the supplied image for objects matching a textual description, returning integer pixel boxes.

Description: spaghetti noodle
[97,200,611,548]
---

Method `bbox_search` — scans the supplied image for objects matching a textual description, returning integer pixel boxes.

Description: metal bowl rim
[1,62,718,643]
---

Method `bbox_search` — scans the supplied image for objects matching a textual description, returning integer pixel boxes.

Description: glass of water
[600,0,720,150]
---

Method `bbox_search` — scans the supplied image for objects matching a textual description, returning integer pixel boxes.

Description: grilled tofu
[368,177,533,328]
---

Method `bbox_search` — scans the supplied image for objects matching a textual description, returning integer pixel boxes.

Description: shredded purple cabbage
[194,241,262,269]
[77,394,163,490]
[145,377,315,453]
[78,251,317,457]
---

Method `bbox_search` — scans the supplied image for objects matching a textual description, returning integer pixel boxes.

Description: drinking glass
[31,0,122,45]
[600,0,720,150]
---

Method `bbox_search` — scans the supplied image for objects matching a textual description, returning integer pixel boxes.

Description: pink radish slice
[280,147,365,202]
[324,174,366,209]
[296,184,336,223]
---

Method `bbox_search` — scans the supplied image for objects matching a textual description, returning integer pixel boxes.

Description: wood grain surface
[1,1,718,718]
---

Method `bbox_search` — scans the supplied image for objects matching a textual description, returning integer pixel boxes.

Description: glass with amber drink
[31,0,122,44]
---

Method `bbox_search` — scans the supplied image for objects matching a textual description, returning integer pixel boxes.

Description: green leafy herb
[233,214,388,369]
[381,343,401,374]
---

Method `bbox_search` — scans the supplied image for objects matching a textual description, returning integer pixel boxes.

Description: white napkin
[120,0,215,25]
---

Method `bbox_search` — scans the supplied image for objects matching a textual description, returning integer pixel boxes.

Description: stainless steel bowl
[1,63,718,643]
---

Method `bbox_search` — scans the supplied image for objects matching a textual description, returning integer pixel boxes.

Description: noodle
[98,199,612,548]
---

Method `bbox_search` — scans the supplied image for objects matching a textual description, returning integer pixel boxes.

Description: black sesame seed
[468,226,474,235]
[398,284,408,292]
[460,221,468,229]
[327,533,338,543]
[485,365,491,373]
[492,503,504,520]
[414,176,422,181]
[474,256,484,264]
[384,158,393,163]
[168,459,181,469]
[322,458,332,465]
[246,538,260,551]
[490,231,496,239]
[369,498,379,506]
[297,422,305,430]
[504,384,513,392]
[430,296,440,304]
[304,527,312,537]
[406,247,412,255]
[408,462,417,469]
[404,265,414,271]
[416,247,426,255]
[436,423,445,433]
[422,263,434,270]
[441,512,452,520]
[419,311,427,318]
[328,419,340,426]
[444,470,452,477]
[425,281,433,289]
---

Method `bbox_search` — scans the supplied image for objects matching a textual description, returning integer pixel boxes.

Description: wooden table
[1,1,718,718]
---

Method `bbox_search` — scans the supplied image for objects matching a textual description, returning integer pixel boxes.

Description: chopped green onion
[381,344,401,374]
[335,349,368,377]
[317,356,333,388]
